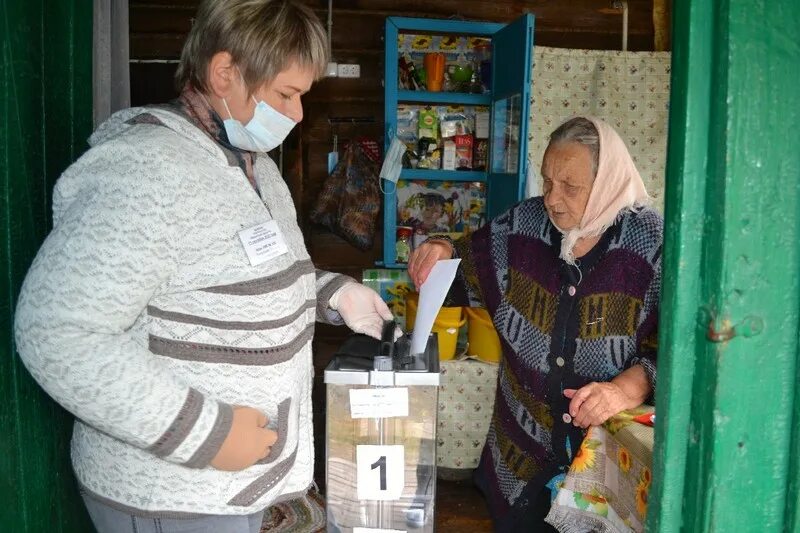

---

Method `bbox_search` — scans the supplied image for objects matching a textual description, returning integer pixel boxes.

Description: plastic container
[465,307,502,363]
[325,333,440,532]
[423,53,445,92]
[405,292,465,361]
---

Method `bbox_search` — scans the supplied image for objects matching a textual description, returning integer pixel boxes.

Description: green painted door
[1,0,94,530]
[649,0,800,532]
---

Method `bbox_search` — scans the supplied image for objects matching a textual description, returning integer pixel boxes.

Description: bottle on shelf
[399,53,425,91]
[395,226,414,263]
[474,43,492,93]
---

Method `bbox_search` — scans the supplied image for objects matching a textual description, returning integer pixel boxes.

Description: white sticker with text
[349,388,409,419]
[238,220,288,266]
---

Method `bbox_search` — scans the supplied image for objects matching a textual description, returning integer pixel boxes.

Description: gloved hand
[211,406,277,471]
[329,282,396,339]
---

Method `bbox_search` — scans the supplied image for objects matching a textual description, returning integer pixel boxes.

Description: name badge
[238,220,288,266]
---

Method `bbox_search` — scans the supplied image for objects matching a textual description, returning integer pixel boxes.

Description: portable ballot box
[324,331,440,532]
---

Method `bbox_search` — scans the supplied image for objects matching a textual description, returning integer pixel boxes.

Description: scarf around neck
[167,86,258,191]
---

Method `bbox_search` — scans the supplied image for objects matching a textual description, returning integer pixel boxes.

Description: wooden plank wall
[129,0,661,484]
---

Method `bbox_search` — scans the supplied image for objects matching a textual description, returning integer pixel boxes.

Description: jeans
[82,494,265,533]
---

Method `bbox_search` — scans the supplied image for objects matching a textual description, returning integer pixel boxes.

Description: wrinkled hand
[408,240,454,289]
[563,382,637,429]
[211,406,278,471]
[330,283,395,339]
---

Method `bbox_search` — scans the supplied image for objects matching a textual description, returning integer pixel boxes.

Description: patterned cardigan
[447,197,662,520]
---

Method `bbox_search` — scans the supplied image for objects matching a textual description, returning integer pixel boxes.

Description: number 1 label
[356,445,404,500]
[371,455,387,490]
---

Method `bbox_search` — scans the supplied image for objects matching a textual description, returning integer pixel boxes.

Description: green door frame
[1,0,93,530]
[648,0,800,531]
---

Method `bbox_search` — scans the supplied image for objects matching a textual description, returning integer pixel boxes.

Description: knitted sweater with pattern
[14,107,351,517]
[448,197,662,522]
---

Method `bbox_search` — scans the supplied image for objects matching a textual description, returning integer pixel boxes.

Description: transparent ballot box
[325,330,440,532]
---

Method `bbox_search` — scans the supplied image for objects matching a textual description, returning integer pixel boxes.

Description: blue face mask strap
[379,176,397,196]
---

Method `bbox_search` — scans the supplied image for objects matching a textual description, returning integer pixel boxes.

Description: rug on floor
[261,489,326,532]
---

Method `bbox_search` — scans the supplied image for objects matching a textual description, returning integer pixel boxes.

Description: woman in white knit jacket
[14,1,392,531]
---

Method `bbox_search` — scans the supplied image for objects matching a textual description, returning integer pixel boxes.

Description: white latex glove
[329,283,395,339]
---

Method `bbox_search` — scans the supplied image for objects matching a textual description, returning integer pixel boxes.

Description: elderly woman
[14,1,393,532]
[409,116,661,531]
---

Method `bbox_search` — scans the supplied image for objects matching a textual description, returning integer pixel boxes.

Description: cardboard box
[475,110,490,139]
[362,269,414,329]
[442,140,457,170]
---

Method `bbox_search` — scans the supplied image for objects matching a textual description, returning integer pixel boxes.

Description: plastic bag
[311,139,382,250]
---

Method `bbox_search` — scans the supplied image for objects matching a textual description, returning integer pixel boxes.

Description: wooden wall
[129,0,663,483]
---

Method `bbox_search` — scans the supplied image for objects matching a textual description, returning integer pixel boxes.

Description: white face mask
[379,136,405,185]
[221,93,297,153]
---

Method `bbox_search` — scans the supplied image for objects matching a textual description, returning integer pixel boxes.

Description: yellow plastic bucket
[465,307,502,363]
[405,292,465,361]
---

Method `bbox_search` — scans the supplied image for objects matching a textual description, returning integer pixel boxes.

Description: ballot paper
[410,259,461,355]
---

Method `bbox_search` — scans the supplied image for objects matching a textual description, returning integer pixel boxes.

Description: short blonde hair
[176,0,329,93]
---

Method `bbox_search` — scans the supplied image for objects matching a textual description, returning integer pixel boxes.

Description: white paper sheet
[410,258,461,354]
[356,445,405,501]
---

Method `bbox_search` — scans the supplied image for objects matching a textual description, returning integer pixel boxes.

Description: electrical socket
[337,64,360,78]
[325,62,338,78]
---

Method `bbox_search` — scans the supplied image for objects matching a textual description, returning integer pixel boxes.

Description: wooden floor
[434,479,493,532]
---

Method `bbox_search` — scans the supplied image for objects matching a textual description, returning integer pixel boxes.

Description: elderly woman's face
[542,142,595,231]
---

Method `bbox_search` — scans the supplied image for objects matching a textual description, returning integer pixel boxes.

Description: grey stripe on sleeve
[148,324,315,366]
[146,388,204,458]
[256,398,290,465]
[183,402,234,469]
[147,300,315,331]
[315,273,356,325]
[202,260,314,295]
[227,447,298,507]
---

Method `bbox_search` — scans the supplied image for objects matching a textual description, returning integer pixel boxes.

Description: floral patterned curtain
[526,46,672,213]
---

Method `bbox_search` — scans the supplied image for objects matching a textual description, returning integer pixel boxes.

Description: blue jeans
[82,494,265,533]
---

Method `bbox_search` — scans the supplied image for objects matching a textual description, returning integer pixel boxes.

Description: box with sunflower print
[546,406,655,533]
[362,268,414,329]
[396,180,487,236]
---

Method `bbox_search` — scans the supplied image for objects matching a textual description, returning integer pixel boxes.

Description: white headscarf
[556,117,651,265]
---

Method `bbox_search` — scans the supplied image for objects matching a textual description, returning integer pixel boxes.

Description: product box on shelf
[396,180,486,236]
[362,269,414,329]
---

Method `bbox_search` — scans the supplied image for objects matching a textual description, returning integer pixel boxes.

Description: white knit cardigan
[14,107,351,517]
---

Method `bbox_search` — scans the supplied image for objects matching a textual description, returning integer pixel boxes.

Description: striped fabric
[448,197,662,526]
